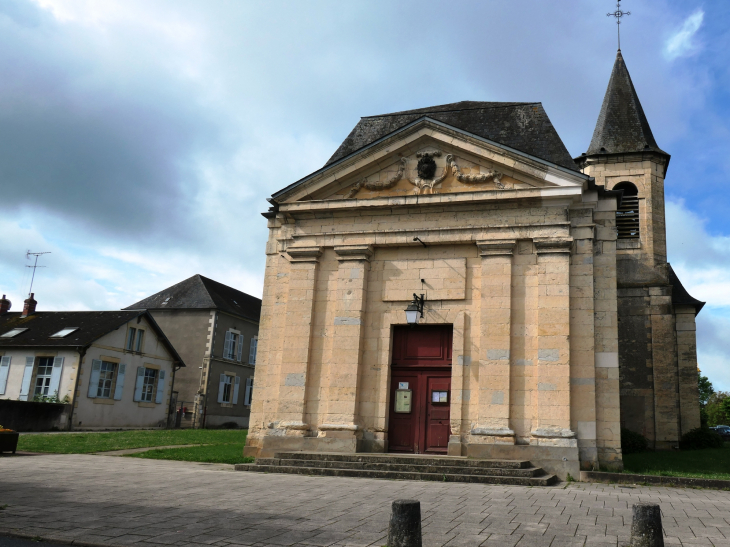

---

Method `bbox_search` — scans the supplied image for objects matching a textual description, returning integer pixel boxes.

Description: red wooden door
[388,325,452,454]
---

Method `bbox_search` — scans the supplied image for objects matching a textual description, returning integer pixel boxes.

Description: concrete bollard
[387,499,422,547]
[630,503,664,547]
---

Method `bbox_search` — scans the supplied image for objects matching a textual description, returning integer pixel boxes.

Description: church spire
[586,50,667,157]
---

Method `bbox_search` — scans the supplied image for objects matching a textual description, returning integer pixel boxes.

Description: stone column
[651,286,680,450]
[276,246,322,434]
[676,305,701,435]
[533,238,576,446]
[472,240,515,444]
[319,245,373,443]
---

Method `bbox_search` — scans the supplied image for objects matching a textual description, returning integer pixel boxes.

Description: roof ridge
[362,102,540,119]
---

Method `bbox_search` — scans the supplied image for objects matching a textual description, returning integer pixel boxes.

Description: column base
[530,427,578,448]
[469,426,516,445]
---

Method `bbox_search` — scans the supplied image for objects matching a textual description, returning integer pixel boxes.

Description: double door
[388,325,452,454]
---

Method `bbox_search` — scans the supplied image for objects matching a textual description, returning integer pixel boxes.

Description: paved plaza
[1,454,730,547]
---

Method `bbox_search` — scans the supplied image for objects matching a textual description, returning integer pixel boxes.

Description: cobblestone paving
[1,454,729,546]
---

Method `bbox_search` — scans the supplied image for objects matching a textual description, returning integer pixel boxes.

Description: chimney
[22,293,37,317]
[0,294,10,315]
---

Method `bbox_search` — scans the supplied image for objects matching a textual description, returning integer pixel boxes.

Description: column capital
[534,237,572,254]
[476,239,516,257]
[334,244,374,262]
[286,246,323,263]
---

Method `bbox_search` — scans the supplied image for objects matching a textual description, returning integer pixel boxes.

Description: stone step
[272,452,531,469]
[234,463,558,486]
[256,458,543,477]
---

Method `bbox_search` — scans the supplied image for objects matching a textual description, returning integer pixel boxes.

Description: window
[614,182,640,239]
[1,328,28,338]
[141,368,157,402]
[126,327,144,352]
[249,337,258,365]
[88,360,126,400]
[224,330,243,361]
[96,361,117,398]
[126,327,136,351]
[34,357,54,396]
[244,377,253,406]
[135,329,145,352]
[221,375,233,403]
[50,327,78,338]
[217,374,241,404]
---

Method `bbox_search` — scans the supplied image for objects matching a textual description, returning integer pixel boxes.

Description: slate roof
[124,275,261,323]
[586,51,668,157]
[326,101,579,172]
[0,310,185,364]
[668,264,705,315]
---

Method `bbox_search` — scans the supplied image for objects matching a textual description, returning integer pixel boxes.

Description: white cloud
[664,9,704,60]
[667,199,730,390]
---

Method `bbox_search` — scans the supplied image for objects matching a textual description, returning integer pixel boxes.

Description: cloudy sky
[2,0,729,388]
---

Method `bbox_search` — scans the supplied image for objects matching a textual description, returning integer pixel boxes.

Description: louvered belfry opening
[614,182,640,239]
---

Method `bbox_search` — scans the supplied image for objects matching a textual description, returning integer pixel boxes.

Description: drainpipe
[67,346,87,431]
[168,361,181,429]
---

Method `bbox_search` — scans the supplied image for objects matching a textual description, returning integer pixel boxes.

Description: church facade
[243,51,704,478]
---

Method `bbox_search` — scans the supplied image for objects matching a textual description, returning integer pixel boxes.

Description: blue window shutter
[244,377,253,406]
[217,374,226,404]
[113,364,126,400]
[249,338,257,365]
[224,331,233,359]
[155,370,166,404]
[232,376,241,405]
[133,367,145,402]
[236,335,244,362]
[19,357,34,401]
[0,356,10,395]
[49,357,64,398]
[87,359,102,398]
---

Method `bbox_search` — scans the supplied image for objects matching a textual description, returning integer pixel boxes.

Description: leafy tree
[698,371,714,407]
[705,391,730,427]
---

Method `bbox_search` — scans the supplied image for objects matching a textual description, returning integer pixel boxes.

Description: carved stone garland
[407,151,448,195]
[446,154,505,189]
[345,157,408,199]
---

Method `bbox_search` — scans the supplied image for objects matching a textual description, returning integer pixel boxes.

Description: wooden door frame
[387,324,453,454]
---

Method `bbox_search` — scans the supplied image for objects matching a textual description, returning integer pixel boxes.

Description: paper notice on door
[395,389,412,413]
[432,391,448,403]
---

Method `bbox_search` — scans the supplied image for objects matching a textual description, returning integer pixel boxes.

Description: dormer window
[50,327,78,338]
[1,328,27,338]
[614,182,640,239]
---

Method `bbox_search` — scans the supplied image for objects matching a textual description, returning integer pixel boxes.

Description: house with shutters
[125,275,261,428]
[0,293,184,429]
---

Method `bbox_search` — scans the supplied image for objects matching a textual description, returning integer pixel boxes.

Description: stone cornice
[476,240,517,257]
[534,238,573,254]
[286,246,323,263]
[334,244,374,262]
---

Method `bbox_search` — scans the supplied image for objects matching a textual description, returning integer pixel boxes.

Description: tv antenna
[26,250,51,296]
[607,0,630,51]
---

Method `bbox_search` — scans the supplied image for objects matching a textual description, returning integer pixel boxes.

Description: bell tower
[576,50,670,282]
[576,50,702,450]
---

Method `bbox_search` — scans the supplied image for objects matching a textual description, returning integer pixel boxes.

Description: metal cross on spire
[607,0,631,51]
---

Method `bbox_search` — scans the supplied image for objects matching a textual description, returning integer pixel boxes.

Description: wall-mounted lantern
[405,293,425,325]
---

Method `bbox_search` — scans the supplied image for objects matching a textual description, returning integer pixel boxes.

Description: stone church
[243,50,704,478]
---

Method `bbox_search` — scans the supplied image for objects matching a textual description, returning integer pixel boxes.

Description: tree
[706,391,730,427]
[698,371,714,407]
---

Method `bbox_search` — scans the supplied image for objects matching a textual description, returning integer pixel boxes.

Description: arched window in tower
[614,182,640,239]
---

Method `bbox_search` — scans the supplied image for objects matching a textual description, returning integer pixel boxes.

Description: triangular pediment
[273,118,587,204]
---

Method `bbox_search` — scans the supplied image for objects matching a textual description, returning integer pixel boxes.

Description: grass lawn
[127,442,253,465]
[17,429,248,456]
[623,443,730,480]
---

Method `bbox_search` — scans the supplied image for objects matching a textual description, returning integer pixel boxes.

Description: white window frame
[96,361,117,399]
[221,374,233,403]
[223,329,241,361]
[34,357,55,397]
[135,329,145,353]
[140,368,157,402]
[50,327,78,338]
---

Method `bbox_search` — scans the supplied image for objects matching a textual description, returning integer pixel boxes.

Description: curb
[1,528,120,547]
[581,471,730,490]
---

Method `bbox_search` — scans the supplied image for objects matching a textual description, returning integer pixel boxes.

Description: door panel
[388,325,452,454]
[425,375,451,453]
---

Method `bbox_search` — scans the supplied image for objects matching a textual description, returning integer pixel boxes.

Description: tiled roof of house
[586,51,668,157]
[124,275,261,323]
[326,101,579,172]
[0,310,184,363]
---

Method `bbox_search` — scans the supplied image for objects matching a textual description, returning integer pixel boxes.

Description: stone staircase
[234,452,558,486]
